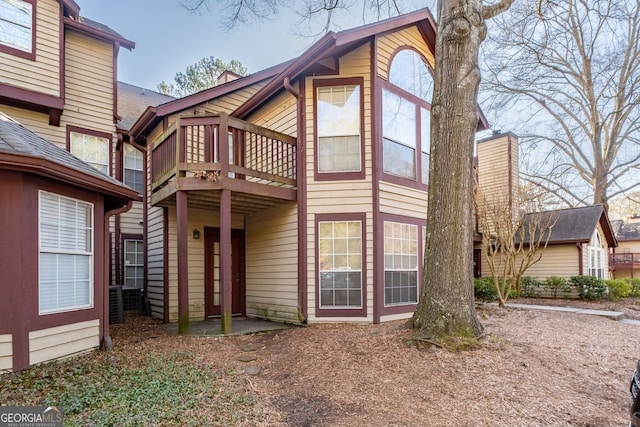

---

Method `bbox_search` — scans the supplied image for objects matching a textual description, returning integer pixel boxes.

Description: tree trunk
[409,0,487,340]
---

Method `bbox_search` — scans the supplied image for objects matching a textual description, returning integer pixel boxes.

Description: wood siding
[379,181,427,218]
[0,334,11,372]
[29,319,100,365]
[0,0,60,97]
[165,207,245,322]
[377,26,434,79]
[245,203,300,322]
[476,134,518,209]
[305,43,374,322]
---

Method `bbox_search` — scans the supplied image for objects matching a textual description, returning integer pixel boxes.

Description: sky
[77,0,428,92]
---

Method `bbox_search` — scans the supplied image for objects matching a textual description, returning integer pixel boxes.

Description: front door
[205,227,246,317]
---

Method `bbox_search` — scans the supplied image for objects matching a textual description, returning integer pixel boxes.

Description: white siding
[245,203,300,322]
[29,320,100,365]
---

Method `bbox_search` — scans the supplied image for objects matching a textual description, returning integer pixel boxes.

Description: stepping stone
[243,366,261,376]
[240,344,260,352]
[236,354,257,362]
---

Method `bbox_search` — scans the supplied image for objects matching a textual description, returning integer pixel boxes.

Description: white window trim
[383,221,419,307]
[587,230,606,279]
[123,238,144,290]
[38,191,94,314]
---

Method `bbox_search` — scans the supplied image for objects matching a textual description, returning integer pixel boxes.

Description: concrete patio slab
[161,317,295,336]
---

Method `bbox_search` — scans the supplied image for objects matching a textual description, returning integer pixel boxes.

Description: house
[0,0,138,371]
[610,217,640,278]
[0,113,137,373]
[127,8,491,333]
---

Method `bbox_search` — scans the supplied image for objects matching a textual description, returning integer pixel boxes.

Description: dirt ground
[112,299,640,426]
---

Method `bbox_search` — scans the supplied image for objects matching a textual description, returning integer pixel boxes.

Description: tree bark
[410,0,504,340]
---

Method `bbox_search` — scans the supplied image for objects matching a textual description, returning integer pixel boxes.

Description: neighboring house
[127,8,491,333]
[610,217,640,278]
[512,205,617,280]
[0,113,137,373]
[0,0,138,371]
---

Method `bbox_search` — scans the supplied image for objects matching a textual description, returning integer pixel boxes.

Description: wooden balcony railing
[610,253,640,268]
[150,113,297,194]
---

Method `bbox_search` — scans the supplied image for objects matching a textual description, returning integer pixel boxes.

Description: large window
[318,220,363,309]
[384,222,418,306]
[0,0,34,56]
[70,130,110,175]
[39,191,93,314]
[124,143,144,194]
[316,83,362,175]
[123,239,144,289]
[588,230,606,279]
[382,48,433,184]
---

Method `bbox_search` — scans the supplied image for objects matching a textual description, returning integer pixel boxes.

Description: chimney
[476,131,519,214]
[216,70,242,86]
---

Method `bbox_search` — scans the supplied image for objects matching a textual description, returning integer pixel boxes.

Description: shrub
[606,279,632,301]
[520,276,542,298]
[544,276,572,299]
[629,278,640,298]
[570,275,607,301]
[474,277,497,302]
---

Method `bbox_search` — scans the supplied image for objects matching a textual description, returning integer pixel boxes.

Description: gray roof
[117,82,175,131]
[0,111,131,191]
[614,220,640,241]
[521,205,616,246]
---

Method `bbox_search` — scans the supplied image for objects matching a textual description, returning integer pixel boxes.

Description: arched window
[588,230,606,279]
[389,49,434,102]
[382,48,433,183]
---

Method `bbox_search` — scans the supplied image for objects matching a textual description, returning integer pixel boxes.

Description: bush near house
[606,279,632,301]
[570,276,608,301]
[474,277,498,302]
[629,278,640,298]
[544,276,573,299]
[520,276,543,298]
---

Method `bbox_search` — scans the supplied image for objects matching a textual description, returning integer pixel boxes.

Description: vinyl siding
[476,135,518,209]
[377,26,434,79]
[165,207,245,322]
[146,206,165,319]
[248,89,298,137]
[483,245,581,280]
[29,319,100,365]
[0,106,64,148]
[0,334,11,372]
[0,0,60,96]
[245,203,300,322]
[119,202,144,235]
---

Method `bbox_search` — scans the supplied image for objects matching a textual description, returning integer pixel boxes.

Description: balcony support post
[220,189,233,334]
[177,190,190,334]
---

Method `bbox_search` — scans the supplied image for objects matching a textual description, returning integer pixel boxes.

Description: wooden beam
[176,190,189,334]
[220,189,232,334]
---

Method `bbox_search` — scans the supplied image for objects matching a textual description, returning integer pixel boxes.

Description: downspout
[103,200,133,350]
[577,242,583,276]
[284,76,307,323]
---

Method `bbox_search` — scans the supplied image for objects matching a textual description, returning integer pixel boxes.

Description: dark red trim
[120,233,143,287]
[114,215,121,284]
[578,242,584,275]
[219,189,233,333]
[112,42,120,124]
[176,191,189,333]
[59,1,64,100]
[0,0,36,60]
[162,207,169,322]
[313,77,366,181]
[66,125,113,176]
[314,212,367,318]
[376,213,424,318]
[0,84,64,125]
[371,37,381,324]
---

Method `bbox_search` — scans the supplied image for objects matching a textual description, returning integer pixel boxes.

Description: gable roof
[117,82,175,132]
[521,205,617,247]
[0,112,137,209]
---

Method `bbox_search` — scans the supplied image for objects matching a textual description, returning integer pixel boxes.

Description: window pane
[39,192,93,313]
[70,132,110,175]
[317,85,361,173]
[124,144,144,193]
[421,108,430,184]
[124,239,144,288]
[384,222,418,306]
[383,90,416,148]
[0,0,32,52]
[389,49,433,102]
[318,220,362,308]
[383,138,416,179]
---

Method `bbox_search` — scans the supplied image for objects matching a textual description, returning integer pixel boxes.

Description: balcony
[610,253,640,269]
[149,113,297,214]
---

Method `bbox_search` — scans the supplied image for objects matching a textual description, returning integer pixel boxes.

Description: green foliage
[629,278,640,298]
[520,276,543,298]
[158,56,248,97]
[0,351,263,425]
[570,275,607,301]
[474,277,497,302]
[543,276,573,299]
[605,279,632,301]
